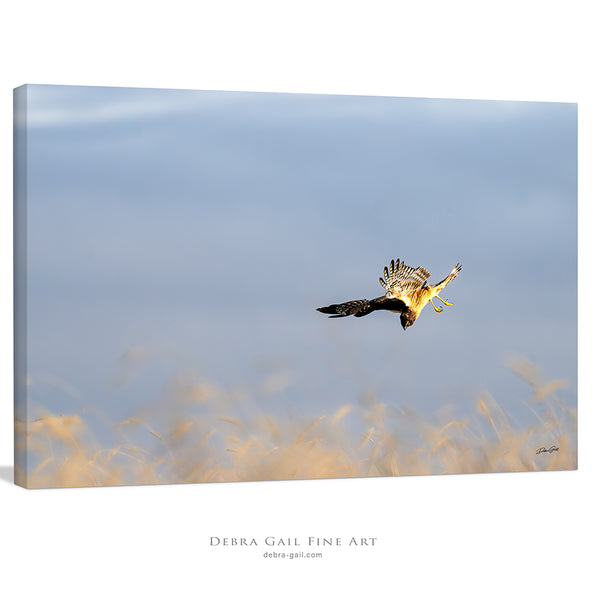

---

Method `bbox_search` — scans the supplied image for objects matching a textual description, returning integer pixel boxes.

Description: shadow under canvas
[0,466,15,485]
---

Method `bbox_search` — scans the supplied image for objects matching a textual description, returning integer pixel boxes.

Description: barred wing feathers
[379,259,431,295]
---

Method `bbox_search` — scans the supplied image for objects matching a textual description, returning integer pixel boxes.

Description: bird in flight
[316,259,462,330]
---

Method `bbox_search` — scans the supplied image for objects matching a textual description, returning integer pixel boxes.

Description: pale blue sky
[19,84,577,434]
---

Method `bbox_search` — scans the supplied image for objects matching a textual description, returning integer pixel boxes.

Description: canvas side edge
[14,85,30,488]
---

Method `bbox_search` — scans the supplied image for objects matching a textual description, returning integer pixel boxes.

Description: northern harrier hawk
[317,260,462,330]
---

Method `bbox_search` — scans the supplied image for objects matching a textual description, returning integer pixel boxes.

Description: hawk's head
[400,313,414,330]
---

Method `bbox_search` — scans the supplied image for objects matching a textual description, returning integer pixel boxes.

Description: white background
[1,1,597,598]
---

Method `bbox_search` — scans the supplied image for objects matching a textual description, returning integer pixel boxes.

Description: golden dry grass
[15,356,577,488]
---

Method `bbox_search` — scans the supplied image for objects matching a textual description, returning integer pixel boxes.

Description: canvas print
[13,84,577,488]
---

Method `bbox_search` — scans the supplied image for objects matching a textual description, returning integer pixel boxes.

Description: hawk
[316,259,462,330]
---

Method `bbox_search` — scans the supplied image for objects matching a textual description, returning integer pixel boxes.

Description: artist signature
[536,445,559,455]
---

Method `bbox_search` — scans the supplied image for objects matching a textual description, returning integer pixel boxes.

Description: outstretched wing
[317,296,407,318]
[317,299,373,318]
[379,259,430,297]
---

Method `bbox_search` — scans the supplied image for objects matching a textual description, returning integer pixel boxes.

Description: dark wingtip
[317,305,338,315]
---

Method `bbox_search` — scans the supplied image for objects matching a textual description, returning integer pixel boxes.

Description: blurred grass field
[15,356,577,488]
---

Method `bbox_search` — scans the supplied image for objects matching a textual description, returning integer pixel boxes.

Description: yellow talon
[430,299,443,313]
[438,297,453,306]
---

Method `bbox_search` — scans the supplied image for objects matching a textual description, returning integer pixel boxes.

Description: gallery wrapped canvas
[13,84,577,488]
